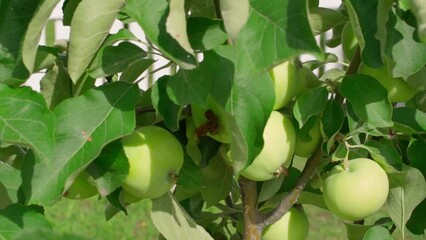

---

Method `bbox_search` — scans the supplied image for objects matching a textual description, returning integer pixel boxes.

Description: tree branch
[239,177,263,240]
[260,148,323,228]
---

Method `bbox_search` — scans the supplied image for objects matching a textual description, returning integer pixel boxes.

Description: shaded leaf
[392,107,426,134]
[177,155,203,190]
[407,139,426,177]
[320,100,344,155]
[0,163,22,209]
[151,192,213,240]
[187,17,227,51]
[40,60,73,109]
[339,74,393,128]
[406,198,426,235]
[361,141,402,173]
[308,7,347,35]
[294,86,329,128]
[68,0,125,82]
[62,0,82,26]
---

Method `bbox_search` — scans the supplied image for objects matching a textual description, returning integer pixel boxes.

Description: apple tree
[1,0,426,239]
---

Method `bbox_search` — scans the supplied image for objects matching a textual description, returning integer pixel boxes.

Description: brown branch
[345,46,361,76]
[239,177,263,240]
[260,148,323,228]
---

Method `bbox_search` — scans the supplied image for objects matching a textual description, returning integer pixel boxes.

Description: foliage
[0,0,425,239]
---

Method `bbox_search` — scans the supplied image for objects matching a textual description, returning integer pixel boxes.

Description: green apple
[270,61,298,110]
[120,188,142,204]
[341,22,358,61]
[262,207,309,240]
[121,126,184,199]
[191,96,231,143]
[64,171,98,199]
[294,117,322,158]
[241,111,296,181]
[322,158,389,221]
[358,64,417,102]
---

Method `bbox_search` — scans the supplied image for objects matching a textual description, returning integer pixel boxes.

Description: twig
[133,61,174,84]
[239,177,263,240]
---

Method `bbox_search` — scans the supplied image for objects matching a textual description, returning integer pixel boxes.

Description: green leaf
[176,155,203,190]
[385,11,426,78]
[407,139,426,177]
[0,0,39,86]
[219,0,249,43]
[86,140,129,197]
[236,0,322,78]
[0,163,22,209]
[167,47,234,106]
[40,60,73,109]
[339,74,393,128]
[68,0,125,82]
[308,7,347,35]
[23,82,139,205]
[120,59,155,83]
[13,228,91,240]
[392,107,426,134]
[344,0,383,68]
[293,86,329,128]
[358,141,402,173]
[320,100,344,155]
[258,174,285,203]
[22,0,60,72]
[387,166,426,239]
[344,222,372,240]
[151,192,213,240]
[62,0,82,26]
[0,204,52,240]
[406,198,426,235]
[166,0,194,56]
[34,46,60,72]
[200,152,233,207]
[88,42,147,79]
[152,76,183,131]
[0,85,55,162]
[126,0,197,69]
[230,71,274,173]
[187,17,227,51]
[185,0,215,18]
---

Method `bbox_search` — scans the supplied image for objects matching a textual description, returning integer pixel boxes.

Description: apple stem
[168,172,179,183]
[260,148,323,228]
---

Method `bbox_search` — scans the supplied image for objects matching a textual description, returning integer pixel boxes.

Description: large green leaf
[0,204,52,240]
[339,74,393,128]
[320,100,344,155]
[392,107,426,134]
[363,226,393,240]
[0,0,40,86]
[219,0,249,43]
[386,11,426,79]
[407,139,426,177]
[0,85,55,162]
[23,82,139,205]
[126,0,197,70]
[151,192,213,240]
[22,0,60,72]
[40,60,73,109]
[387,166,426,239]
[235,0,322,79]
[68,0,125,82]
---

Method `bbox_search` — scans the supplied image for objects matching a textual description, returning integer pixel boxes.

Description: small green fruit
[262,207,309,240]
[294,117,322,158]
[358,64,417,102]
[121,126,184,199]
[64,171,98,199]
[270,61,298,110]
[241,111,296,181]
[322,158,389,221]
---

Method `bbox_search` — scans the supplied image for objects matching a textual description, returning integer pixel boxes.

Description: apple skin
[322,158,389,221]
[294,117,322,158]
[64,171,98,200]
[191,96,231,143]
[241,111,296,181]
[341,22,358,61]
[262,207,309,240]
[121,126,184,199]
[270,61,298,110]
[358,64,417,102]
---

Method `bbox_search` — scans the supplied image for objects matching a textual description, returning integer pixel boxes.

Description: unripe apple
[322,158,389,221]
[358,64,417,102]
[270,61,298,110]
[294,117,322,158]
[121,126,184,199]
[120,188,142,204]
[262,207,309,240]
[341,22,358,61]
[191,96,231,143]
[241,111,296,181]
[64,171,98,199]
